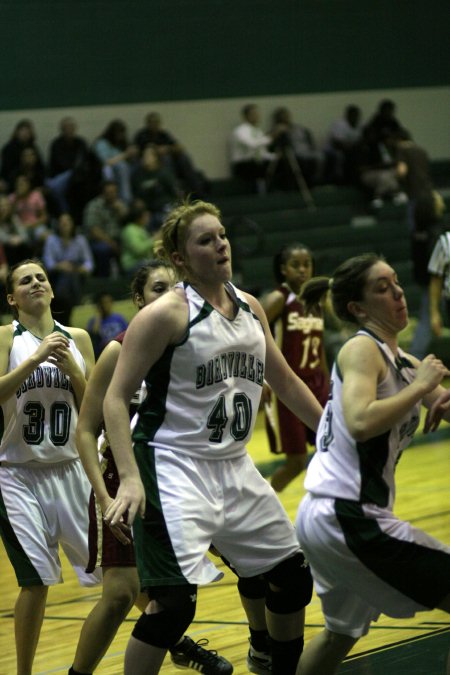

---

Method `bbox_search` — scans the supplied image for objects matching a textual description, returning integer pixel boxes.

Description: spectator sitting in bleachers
[131,145,180,231]
[134,112,208,198]
[364,99,410,147]
[391,134,435,207]
[93,119,139,204]
[46,117,89,214]
[43,212,94,325]
[353,99,412,208]
[0,119,44,193]
[86,291,128,359]
[48,116,89,177]
[269,106,322,188]
[83,180,128,277]
[13,145,73,216]
[323,105,362,185]
[229,103,276,194]
[12,146,46,191]
[120,198,156,276]
[354,127,407,209]
[8,175,50,255]
[0,194,33,266]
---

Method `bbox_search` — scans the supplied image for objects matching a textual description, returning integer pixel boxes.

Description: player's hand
[415,354,450,393]
[424,389,450,433]
[104,475,146,527]
[100,495,132,545]
[34,332,70,364]
[49,342,78,377]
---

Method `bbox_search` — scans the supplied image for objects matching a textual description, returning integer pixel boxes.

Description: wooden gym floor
[1,411,450,674]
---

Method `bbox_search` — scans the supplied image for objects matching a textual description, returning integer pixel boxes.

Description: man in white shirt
[230,104,276,193]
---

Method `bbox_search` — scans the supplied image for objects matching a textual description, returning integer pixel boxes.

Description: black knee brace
[132,584,197,649]
[264,552,313,613]
[237,574,267,600]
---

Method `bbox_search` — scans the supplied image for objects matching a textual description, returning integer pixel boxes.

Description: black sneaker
[247,644,272,674]
[170,635,233,674]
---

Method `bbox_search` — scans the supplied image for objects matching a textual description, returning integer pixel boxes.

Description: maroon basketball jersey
[273,283,326,388]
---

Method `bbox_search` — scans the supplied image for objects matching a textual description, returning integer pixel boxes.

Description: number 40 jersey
[0,320,85,464]
[133,282,266,461]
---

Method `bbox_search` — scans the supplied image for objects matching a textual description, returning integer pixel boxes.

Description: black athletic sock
[68,667,92,675]
[270,635,304,675]
[249,627,270,652]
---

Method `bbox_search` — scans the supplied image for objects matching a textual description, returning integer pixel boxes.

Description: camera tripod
[265,145,315,210]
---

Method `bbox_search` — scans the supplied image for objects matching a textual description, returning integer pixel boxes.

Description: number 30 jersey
[0,320,85,464]
[133,282,266,460]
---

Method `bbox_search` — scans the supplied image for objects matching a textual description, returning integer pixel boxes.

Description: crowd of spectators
[0,99,439,296]
[229,99,422,205]
[0,113,209,287]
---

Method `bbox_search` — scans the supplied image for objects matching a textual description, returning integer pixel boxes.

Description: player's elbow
[347,417,373,442]
[351,428,372,442]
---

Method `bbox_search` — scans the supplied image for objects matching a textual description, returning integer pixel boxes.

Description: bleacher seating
[221,184,418,309]
[78,161,450,346]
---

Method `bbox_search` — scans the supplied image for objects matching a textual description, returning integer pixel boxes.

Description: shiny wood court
[1,413,450,675]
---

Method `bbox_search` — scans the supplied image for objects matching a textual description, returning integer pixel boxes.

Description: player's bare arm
[104,290,188,527]
[76,340,121,507]
[260,288,285,324]
[340,337,448,441]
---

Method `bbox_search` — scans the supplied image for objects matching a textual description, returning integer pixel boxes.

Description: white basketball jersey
[304,329,420,509]
[0,320,85,464]
[133,282,266,460]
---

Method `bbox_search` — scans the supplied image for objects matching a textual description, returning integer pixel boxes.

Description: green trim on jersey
[13,323,27,337]
[132,345,176,444]
[335,499,450,608]
[188,301,214,330]
[0,489,43,586]
[54,324,72,339]
[132,442,187,586]
[356,431,391,506]
[227,282,262,323]
[15,321,72,341]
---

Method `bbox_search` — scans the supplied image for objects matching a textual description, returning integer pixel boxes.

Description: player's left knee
[264,552,313,613]
[237,574,267,599]
[132,584,197,649]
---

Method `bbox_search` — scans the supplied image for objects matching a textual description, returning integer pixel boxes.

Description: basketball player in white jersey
[0,259,101,675]
[70,260,232,675]
[103,200,323,675]
[295,253,450,675]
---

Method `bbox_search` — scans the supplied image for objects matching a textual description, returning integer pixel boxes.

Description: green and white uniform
[132,282,301,587]
[0,320,101,587]
[296,328,450,637]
